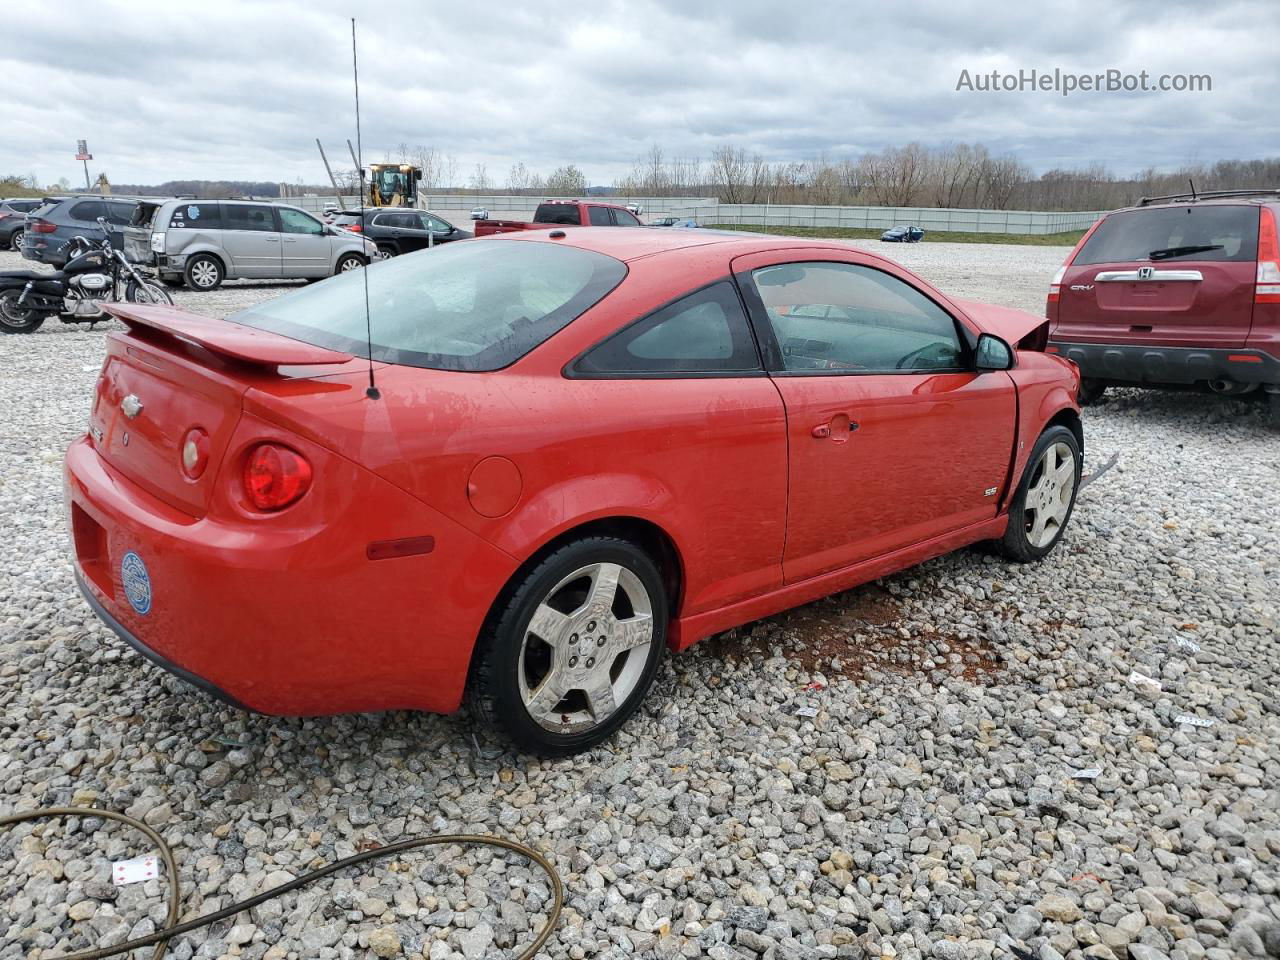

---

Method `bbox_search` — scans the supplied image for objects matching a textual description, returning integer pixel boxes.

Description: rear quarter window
[1076,205,1260,264]
[169,202,222,229]
[533,203,581,225]
[68,200,106,222]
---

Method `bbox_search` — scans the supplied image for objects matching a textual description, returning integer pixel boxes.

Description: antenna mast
[352,18,379,400]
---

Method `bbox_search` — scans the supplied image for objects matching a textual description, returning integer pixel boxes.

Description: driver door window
[751,262,965,373]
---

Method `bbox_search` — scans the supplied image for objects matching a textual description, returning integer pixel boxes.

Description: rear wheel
[0,290,45,334]
[1077,378,1107,406]
[998,425,1081,563]
[8,229,23,252]
[376,244,397,260]
[468,537,668,756]
[336,253,367,274]
[184,254,224,291]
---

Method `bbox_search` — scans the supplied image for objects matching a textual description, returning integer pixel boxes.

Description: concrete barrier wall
[263,194,1104,235]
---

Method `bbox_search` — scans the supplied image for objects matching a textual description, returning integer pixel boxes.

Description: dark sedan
[881,224,924,243]
[0,198,41,251]
[331,208,471,258]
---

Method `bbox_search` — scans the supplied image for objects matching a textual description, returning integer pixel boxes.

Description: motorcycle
[0,217,173,334]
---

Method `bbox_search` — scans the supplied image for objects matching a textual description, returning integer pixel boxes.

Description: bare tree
[469,163,490,194]
[545,164,587,196]
[506,161,532,194]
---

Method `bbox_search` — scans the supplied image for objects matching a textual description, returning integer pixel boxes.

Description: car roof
[1113,196,1280,215]
[490,226,861,264]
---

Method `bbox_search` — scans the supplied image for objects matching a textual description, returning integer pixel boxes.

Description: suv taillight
[345,223,363,232]
[1256,207,1280,304]
[31,219,57,234]
[243,443,312,511]
[1048,266,1066,303]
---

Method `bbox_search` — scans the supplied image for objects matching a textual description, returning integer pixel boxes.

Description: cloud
[0,0,1275,187]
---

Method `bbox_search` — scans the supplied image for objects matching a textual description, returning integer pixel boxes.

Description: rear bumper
[1048,341,1280,386]
[65,433,519,716]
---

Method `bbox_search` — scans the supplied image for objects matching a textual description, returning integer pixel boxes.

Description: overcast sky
[2,0,1275,187]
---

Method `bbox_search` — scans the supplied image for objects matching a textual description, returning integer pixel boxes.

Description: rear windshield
[332,213,363,226]
[232,239,627,372]
[1076,205,1260,265]
[533,203,581,225]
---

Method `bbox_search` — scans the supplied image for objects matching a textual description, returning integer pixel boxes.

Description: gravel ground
[1,242,1278,960]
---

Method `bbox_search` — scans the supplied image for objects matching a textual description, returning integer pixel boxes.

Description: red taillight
[346,223,363,232]
[180,428,210,479]
[31,219,57,234]
[243,443,312,511]
[1047,266,1066,303]
[1256,208,1280,304]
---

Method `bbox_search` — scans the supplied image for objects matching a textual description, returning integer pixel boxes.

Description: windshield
[232,239,627,372]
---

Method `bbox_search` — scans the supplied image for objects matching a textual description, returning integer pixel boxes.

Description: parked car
[20,196,141,266]
[68,230,1082,755]
[470,207,489,221]
[123,199,379,290]
[881,224,924,243]
[474,200,643,236]
[0,198,42,251]
[1047,189,1280,421]
[649,216,700,228]
[329,208,471,257]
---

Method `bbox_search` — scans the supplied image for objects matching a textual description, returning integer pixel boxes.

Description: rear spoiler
[103,303,353,368]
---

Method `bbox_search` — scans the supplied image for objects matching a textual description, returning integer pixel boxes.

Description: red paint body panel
[65,229,1080,718]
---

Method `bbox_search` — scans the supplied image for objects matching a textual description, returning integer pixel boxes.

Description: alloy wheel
[1023,440,1076,548]
[190,261,219,288]
[517,561,655,733]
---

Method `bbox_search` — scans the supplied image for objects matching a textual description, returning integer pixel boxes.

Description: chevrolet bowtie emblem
[121,395,144,419]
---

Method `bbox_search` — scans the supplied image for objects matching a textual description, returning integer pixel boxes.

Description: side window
[169,202,222,229]
[69,200,106,222]
[750,262,965,373]
[421,214,452,233]
[575,281,761,375]
[587,206,613,226]
[612,209,641,226]
[278,208,324,235]
[105,202,136,225]
[223,204,278,232]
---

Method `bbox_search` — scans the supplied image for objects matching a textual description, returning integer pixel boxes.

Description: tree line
[9,145,1278,211]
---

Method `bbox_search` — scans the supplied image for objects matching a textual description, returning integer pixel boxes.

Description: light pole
[76,140,93,191]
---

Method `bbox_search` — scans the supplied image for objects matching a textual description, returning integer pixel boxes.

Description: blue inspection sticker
[120,551,153,616]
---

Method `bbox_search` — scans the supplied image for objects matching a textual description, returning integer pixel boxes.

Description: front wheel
[335,252,367,274]
[125,279,175,305]
[376,244,397,260]
[468,537,668,756]
[998,425,1081,563]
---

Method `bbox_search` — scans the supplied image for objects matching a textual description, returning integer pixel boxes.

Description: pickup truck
[473,200,643,236]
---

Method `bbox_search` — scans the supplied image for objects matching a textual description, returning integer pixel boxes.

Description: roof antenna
[1188,178,1198,201]
[351,17,379,400]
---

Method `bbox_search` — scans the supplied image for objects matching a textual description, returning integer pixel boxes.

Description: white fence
[261,194,1104,235]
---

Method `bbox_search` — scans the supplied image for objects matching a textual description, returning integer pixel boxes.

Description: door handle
[283,238,297,243]
[811,415,859,441]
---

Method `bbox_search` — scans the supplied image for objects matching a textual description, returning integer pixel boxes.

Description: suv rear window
[1076,205,1260,265]
[332,212,363,226]
[232,240,627,371]
[533,203,581,225]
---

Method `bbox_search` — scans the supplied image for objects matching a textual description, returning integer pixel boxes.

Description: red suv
[1047,190,1280,424]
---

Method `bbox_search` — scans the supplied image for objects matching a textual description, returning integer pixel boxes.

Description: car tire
[467,536,668,756]
[1077,378,1107,406]
[183,254,224,291]
[335,253,367,275]
[8,229,23,252]
[376,244,397,260]
[997,424,1081,563]
[0,290,45,334]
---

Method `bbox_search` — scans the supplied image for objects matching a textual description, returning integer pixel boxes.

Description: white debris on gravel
[1,244,1278,960]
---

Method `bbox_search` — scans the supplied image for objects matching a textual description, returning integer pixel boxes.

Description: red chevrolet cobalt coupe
[66,229,1083,754]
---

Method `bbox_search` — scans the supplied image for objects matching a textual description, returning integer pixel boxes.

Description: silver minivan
[125,199,378,291]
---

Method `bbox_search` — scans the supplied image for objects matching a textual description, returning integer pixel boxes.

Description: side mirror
[975,333,1014,371]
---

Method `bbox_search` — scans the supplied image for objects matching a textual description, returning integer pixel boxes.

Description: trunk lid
[1055,204,1259,348]
[89,304,354,517]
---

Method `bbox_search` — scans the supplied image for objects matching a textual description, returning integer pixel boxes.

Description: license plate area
[72,503,113,598]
